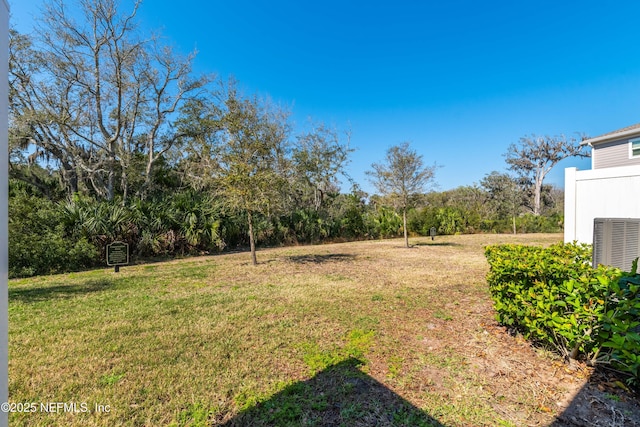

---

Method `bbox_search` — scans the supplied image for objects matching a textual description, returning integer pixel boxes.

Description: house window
[632,139,640,158]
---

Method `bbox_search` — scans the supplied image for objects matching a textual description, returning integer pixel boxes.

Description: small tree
[180,84,290,266]
[220,91,291,265]
[367,142,436,248]
[504,135,589,216]
[480,171,522,234]
[292,124,352,211]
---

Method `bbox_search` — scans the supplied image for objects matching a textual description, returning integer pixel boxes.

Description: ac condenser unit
[593,218,640,271]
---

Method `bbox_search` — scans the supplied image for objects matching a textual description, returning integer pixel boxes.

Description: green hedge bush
[599,270,640,383]
[485,243,640,387]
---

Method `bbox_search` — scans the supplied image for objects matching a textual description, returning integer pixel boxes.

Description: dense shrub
[407,206,438,236]
[368,206,403,238]
[436,207,466,235]
[61,192,226,258]
[9,194,100,278]
[485,243,640,387]
[599,269,640,383]
[516,213,563,233]
[485,243,600,358]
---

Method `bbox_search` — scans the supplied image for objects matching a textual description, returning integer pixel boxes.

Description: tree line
[8,167,568,278]
[7,0,588,277]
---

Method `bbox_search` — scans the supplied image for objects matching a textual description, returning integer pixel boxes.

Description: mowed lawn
[9,233,583,426]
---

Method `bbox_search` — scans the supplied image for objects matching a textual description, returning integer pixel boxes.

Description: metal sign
[429,227,437,240]
[106,241,129,268]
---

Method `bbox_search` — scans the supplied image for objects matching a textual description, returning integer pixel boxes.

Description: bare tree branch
[505,134,589,215]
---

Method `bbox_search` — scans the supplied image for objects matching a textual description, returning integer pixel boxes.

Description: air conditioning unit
[593,218,640,270]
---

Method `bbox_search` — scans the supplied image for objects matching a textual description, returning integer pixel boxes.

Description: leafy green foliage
[485,243,640,386]
[9,193,99,278]
[598,262,640,384]
[61,192,225,257]
[367,142,437,247]
[369,206,403,238]
[485,242,605,358]
[435,207,466,235]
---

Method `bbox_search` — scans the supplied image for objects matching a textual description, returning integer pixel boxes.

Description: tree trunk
[247,210,258,266]
[121,171,128,206]
[512,215,516,235]
[533,176,543,216]
[403,207,409,248]
[107,168,115,201]
[143,145,156,198]
[62,166,78,196]
[106,152,116,201]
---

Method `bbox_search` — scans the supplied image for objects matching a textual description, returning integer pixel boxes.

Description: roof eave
[581,127,640,146]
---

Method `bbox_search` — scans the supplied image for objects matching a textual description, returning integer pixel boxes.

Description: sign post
[106,242,129,273]
[429,226,437,241]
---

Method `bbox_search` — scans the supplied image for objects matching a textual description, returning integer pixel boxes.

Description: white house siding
[0,1,9,425]
[593,138,640,169]
[564,165,640,244]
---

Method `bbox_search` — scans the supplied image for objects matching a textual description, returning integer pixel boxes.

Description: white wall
[0,1,9,425]
[564,165,640,244]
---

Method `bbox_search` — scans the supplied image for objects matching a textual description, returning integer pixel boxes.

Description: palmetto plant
[371,206,403,238]
[60,191,225,259]
[61,197,135,246]
[172,192,224,252]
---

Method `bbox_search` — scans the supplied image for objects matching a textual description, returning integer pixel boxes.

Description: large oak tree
[8,0,211,201]
[504,135,588,216]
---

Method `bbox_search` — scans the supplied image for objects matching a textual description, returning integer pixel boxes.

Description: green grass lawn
[8,233,571,426]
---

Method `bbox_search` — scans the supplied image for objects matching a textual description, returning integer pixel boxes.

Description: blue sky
[9,1,640,194]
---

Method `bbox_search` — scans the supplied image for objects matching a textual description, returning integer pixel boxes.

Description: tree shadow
[221,358,446,427]
[413,242,461,247]
[549,371,640,427]
[285,254,356,264]
[9,278,115,303]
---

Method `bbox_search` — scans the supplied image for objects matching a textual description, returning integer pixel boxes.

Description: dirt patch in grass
[8,233,639,426]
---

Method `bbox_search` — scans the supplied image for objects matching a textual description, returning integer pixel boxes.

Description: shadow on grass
[285,254,356,264]
[549,372,640,427]
[222,358,446,427]
[9,278,115,303]
[413,242,461,247]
